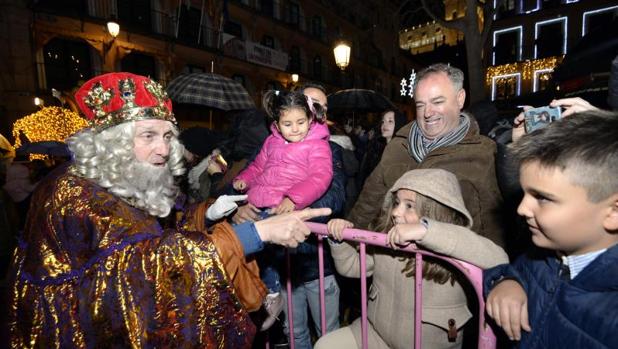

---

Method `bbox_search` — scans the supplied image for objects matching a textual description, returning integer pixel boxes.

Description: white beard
[108,160,180,217]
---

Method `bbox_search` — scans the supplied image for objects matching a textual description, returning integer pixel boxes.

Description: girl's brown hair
[262,90,326,123]
[371,190,468,285]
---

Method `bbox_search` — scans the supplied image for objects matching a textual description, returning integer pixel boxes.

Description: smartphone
[524,106,562,133]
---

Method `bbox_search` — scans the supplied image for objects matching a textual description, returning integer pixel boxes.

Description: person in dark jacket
[357,109,406,189]
[496,97,603,258]
[179,126,226,202]
[330,133,358,216]
[216,108,270,196]
[484,109,618,348]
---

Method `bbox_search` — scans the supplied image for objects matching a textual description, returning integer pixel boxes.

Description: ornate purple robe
[8,165,255,348]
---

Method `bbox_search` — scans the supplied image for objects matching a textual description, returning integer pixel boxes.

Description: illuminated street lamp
[291,73,299,83]
[103,20,120,67]
[107,20,120,38]
[333,40,351,71]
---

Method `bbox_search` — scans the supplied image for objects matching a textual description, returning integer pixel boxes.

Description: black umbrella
[166,73,255,111]
[327,89,396,114]
[16,140,70,157]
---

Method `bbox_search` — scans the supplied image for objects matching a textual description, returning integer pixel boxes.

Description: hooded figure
[319,169,507,349]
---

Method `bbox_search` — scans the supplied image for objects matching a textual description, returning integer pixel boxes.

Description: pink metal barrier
[275,222,497,349]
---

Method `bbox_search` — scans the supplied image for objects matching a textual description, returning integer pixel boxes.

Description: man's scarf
[408,114,471,163]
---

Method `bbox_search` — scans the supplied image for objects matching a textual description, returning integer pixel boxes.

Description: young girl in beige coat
[316,169,508,349]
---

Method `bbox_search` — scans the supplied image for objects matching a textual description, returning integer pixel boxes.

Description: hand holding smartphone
[524,106,562,133]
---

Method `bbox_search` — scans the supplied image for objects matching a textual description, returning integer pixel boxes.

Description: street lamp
[286,73,300,89]
[333,40,351,71]
[103,19,120,67]
[107,20,120,38]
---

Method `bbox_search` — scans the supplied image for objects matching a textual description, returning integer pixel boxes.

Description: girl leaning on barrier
[317,169,508,349]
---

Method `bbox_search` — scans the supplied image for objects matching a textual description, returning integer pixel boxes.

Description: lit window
[492,26,523,65]
[582,5,618,36]
[491,73,521,100]
[534,17,567,59]
[533,69,553,92]
[523,0,540,14]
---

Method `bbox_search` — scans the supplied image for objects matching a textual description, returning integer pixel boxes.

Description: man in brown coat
[347,63,504,246]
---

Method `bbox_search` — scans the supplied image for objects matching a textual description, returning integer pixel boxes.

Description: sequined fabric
[8,166,255,348]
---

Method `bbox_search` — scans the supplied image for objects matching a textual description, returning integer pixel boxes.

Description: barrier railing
[272,222,497,349]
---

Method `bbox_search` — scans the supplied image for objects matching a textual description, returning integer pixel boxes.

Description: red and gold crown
[75,72,176,131]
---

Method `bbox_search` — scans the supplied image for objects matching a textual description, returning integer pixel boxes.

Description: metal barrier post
[414,252,423,348]
[286,249,295,349]
[359,242,368,349]
[317,236,326,336]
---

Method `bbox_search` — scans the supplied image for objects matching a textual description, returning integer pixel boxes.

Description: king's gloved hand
[206,195,248,221]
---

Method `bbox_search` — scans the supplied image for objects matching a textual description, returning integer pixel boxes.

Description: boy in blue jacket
[484,109,618,348]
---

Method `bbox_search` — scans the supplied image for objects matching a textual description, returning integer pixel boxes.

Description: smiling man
[7,72,331,348]
[347,63,505,246]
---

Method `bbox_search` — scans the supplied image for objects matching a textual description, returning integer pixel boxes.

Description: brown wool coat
[347,119,505,247]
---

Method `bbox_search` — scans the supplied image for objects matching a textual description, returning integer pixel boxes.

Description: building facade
[398,0,617,104]
[0,0,416,137]
[486,0,617,101]
[399,0,467,55]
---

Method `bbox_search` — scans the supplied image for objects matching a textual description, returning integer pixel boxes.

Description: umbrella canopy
[166,73,255,111]
[327,89,396,114]
[16,141,70,157]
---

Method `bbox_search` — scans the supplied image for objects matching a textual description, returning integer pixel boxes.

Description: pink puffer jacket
[235,121,332,209]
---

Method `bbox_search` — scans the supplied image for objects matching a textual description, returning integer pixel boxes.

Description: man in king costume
[7,72,329,348]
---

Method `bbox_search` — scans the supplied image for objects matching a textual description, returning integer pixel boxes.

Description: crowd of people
[1,60,617,349]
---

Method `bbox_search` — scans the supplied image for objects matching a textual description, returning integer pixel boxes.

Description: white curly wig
[67,121,186,217]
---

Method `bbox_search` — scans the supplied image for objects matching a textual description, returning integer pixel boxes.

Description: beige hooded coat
[330,169,508,349]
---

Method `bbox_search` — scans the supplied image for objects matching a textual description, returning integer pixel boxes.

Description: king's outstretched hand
[255,208,332,248]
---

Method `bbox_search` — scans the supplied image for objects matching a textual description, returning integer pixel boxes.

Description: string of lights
[12,106,88,149]
[485,56,564,86]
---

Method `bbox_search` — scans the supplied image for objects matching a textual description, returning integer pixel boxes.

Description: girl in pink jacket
[234,90,333,214]
[233,90,333,330]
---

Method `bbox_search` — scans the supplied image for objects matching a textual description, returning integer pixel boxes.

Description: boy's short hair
[512,110,618,202]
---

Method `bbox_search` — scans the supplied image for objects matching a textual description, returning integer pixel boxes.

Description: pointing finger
[296,207,332,221]
[521,302,531,332]
[226,195,248,202]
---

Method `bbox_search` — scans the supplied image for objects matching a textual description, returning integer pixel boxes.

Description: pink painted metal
[304,222,497,349]
[359,242,368,349]
[414,252,423,348]
[317,237,326,336]
[272,223,496,349]
[286,250,295,349]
